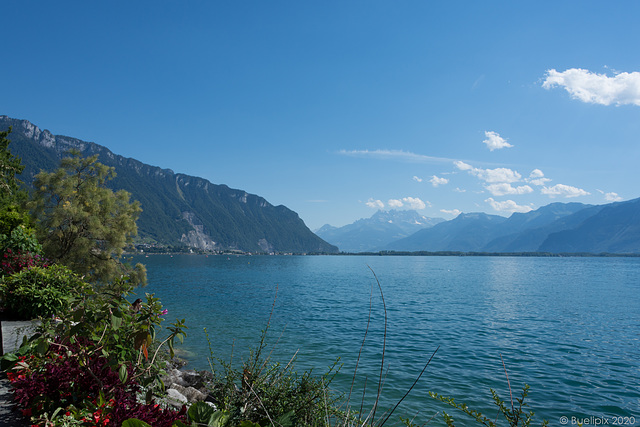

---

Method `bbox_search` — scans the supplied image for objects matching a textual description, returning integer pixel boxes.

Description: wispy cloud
[541,184,590,198]
[366,198,385,209]
[543,68,640,106]
[430,175,449,187]
[338,149,455,163]
[388,199,403,208]
[483,131,513,151]
[485,198,533,213]
[441,208,461,217]
[388,197,428,210]
[454,161,522,183]
[485,183,533,196]
[597,189,623,202]
[412,176,423,183]
[526,169,551,186]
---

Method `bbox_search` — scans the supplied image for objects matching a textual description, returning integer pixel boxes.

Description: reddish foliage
[0,249,49,275]
[9,339,187,426]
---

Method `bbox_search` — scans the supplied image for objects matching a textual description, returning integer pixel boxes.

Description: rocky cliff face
[1,116,338,253]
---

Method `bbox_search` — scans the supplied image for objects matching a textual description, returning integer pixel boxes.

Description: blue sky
[3,1,640,230]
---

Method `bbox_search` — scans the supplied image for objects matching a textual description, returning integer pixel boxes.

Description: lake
[135,254,640,425]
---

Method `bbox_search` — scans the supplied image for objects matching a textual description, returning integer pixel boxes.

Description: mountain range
[315,210,444,252]
[0,116,338,254]
[4,115,639,255]
[319,200,640,254]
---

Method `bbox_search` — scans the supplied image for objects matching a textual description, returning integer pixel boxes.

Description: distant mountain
[482,202,593,252]
[316,210,445,252]
[539,198,640,253]
[385,212,507,252]
[1,116,338,254]
[383,199,640,254]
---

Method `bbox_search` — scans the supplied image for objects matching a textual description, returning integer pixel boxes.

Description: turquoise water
[135,254,640,425]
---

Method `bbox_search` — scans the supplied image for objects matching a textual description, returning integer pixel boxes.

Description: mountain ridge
[1,115,338,254]
[383,199,640,254]
[316,209,445,252]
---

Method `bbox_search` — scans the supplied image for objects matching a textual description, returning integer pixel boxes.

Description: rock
[172,384,207,402]
[180,370,204,389]
[165,388,188,408]
[164,368,188,387]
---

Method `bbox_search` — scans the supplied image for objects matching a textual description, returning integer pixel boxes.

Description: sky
[2,1,640,230]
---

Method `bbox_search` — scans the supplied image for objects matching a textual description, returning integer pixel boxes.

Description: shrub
[0,248,49,276]
[0,223,42,256]
[204,324,340,426]
[0,264,85,319]
[3,276,188,426]
[7,340,187,427]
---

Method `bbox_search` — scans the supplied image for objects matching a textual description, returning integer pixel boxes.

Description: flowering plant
[0,248,49,275]
[2,273,187,426]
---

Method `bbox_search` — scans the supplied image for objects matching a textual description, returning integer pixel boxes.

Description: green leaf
[119,363,128,383]
[111,312,123,330]
[187,401,216,424]
[208,411,231,427]
[36,339,49,355]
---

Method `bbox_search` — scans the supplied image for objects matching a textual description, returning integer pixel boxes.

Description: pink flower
[160,309,168,316]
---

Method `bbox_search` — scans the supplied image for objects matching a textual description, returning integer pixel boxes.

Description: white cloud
[412,176,423,183]
[338,149,455,163]
[366,198,385,209]
[387,197,428,210]
[402,197,427,210]
[388,199,404,208]
[454,187,466,193]
[485,183,534,196]
[604,192,622,202]
[542,68,640,106]
[475,167,521,183]
[597,190,623,202]
[541,184,590,198]
[526,169,552,186]
[441,209,462,217]
[430,175,449,187]
[454,161,522,183]
[483,131,513,151]
[454,160,474,171]
[485,198,533,213]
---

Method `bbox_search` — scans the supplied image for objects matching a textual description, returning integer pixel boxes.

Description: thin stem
[348,280,374,406]
[378,346,439,426]
[500,354,515,416]
[368,266,387,426]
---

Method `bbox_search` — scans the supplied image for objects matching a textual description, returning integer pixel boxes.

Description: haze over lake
[137,254,640,424]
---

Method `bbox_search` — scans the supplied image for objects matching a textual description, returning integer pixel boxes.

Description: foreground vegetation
[0,127,547,426]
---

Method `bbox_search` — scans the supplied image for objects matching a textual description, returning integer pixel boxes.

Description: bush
[0,248,49,276]
[7,339,187,427]
[0,264,85,319]
[0,206,42,258]
[2,276,188,426]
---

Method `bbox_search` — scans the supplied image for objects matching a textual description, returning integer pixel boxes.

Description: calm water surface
[135,255,640,425]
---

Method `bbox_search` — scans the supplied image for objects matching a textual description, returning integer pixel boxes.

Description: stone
[165,388,188,408]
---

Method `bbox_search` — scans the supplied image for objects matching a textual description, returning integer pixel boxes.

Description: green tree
[29,151,146,285]
[0,126,26,209]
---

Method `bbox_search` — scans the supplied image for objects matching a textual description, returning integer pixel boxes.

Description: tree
[29,151,146,285]
[0,126,26,209]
